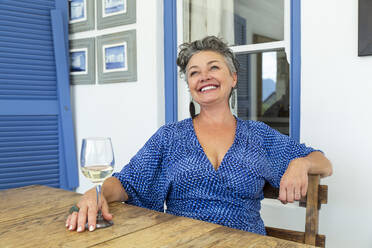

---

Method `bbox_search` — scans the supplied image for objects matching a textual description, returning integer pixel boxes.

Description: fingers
[278,183,287,204]
[286,184,295,203]
[77,205,88,232]
[294,187,301,201]
[301,180,308,198]
[101,201,113,221]
[65,214,71,228]
[66,189,98,232]
[67,212,78,231]
[279,182,306,203]
[87,205,98,232]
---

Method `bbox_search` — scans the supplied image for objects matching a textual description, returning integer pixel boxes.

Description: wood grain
[0,185,80,223]
[304,175,320,246]
[91,215,221,248]
[0,185,316,248]
[177,226,315,248]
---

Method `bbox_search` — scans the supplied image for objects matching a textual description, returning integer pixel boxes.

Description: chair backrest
[263,174,328,247]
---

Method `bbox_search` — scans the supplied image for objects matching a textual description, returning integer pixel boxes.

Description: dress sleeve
[256,122,318,188]
[112,126,169,212]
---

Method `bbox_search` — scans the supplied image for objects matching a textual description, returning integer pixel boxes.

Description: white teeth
[200,86,217,92]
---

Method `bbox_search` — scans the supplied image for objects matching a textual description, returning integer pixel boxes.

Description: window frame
[164,0,301,141]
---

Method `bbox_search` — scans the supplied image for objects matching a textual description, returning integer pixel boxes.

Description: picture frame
[69,38,95,85]
[358,0,372,56]
[97,30,137,84]
[69,0,95,33]
[97,0,136,30]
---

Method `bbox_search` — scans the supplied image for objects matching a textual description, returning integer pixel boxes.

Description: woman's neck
[195,103,235,126]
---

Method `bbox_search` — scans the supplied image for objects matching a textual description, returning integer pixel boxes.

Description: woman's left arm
[278,151,332,204]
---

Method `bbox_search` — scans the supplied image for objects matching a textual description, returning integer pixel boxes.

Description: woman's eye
[211,65,219,70]
[189,71,197,77]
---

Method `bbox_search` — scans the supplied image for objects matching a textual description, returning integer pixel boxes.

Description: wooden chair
[263,174,328,247]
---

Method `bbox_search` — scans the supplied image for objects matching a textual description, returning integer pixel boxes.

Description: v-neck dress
[113,117,316,235]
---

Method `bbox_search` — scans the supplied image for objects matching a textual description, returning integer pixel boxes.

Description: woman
[66,36,332,234]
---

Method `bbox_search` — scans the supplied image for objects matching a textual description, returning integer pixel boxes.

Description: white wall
[71,0,164,193]
[302,1,372,247]
[263,1,372,248]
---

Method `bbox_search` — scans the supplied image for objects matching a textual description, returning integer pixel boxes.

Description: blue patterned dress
[113,117,316,235]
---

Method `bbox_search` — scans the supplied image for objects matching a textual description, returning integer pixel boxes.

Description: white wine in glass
[81,137,115,229]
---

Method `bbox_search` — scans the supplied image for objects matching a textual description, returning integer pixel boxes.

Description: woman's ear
[232,72,238,88]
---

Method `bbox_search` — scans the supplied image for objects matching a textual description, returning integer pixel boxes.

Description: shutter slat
[1,0,55,11]
[0,145,58,153]
[0,149,58,158]
[0,36,53,48]
[0,79,56,86]
[0,126,57,132]
[0,96,57,100]
[0,68,56,77]
[0,160,59,171]
[0,120,57,126]
[0,56,54,66]
[0,63,55,72]
[1,169,60,180]
[0,49,53,59]
[0,154,59,163]
[0,130,58,138]
[0,85,56,91]
[0,90,57,97]
[0,136,58,142]
[0,116,57,121]
[0,74,56,81]
[0,4,52,17]
[0,14,51,26]
[0,179,60,190]
[9,0,55,7]
[0,140,58,148]
[0,25,51,36]
[0,44,54,56]
[0,29,52,42]
[0,20,52,32]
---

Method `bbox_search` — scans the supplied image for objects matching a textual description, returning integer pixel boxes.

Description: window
[174,0,300,138]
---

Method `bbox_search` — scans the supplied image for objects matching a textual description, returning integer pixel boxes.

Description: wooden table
[0,185,315,248]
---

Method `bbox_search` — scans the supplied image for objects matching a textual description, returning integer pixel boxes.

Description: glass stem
[96,184,103,219]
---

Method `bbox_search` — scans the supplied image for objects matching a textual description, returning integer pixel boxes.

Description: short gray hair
[176,36,239,81]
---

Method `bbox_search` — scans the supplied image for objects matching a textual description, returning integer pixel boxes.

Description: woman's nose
[199,70,211,82]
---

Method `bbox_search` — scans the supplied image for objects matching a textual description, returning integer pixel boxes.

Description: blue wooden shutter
[0,0,78,190]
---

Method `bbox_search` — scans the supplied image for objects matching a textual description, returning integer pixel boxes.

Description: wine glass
[80,137,115,229]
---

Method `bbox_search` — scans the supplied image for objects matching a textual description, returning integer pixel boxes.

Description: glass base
[85,210,113,229]
[96,218,114,229]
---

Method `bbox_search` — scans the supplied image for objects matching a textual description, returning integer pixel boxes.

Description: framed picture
[69,0,95,33]
[358,0,372,56]
[69,38,95,85]
[97,30,137,83]
[97,0,136,30]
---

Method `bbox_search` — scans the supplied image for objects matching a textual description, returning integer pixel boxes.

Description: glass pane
[182,0,284,46]
[235,50,289,135]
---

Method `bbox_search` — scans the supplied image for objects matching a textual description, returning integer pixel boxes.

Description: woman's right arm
[65,176,128,232]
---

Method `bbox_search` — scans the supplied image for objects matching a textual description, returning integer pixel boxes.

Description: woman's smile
[186,51,237,106]
[199,84,219,93]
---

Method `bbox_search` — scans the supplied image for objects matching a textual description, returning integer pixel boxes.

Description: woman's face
[186,51,237,108]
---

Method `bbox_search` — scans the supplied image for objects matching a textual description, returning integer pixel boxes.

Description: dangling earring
[189,100,196,119]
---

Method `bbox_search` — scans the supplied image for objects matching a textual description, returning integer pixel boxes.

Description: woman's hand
[65,187,113,232]
[278,157,310,204]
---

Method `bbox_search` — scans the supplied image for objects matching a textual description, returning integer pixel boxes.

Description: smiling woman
[66,35,332,236]
[185,51,237,109]
[177,36,239,118]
